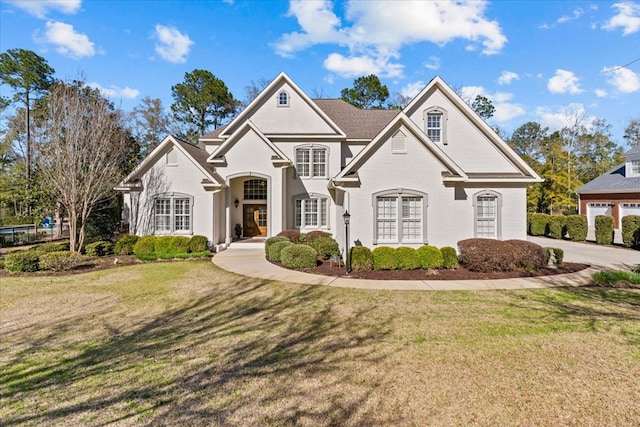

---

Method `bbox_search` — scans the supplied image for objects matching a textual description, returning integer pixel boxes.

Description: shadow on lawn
[1,268,396,426]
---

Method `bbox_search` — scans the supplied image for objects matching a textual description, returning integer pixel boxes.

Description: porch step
[229,238,266,250]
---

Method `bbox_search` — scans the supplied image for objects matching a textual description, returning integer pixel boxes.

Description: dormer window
[423,106,448,144]
[631,160,640,175]
[278,91,289,107]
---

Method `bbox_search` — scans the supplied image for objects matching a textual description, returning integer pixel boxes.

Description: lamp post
[343,210,351,273]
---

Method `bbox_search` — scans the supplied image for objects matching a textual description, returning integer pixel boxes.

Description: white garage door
[586,203,611,227]
[620,203,640,227]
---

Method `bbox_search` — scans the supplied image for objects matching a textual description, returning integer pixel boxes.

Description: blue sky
[1,0,639,144]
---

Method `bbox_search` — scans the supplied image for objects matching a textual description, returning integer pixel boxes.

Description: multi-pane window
[375,193,424,243]
[295,197,328,228]
[296,147,327,178]
[631,160,640,175]
[475,194,498,238]
[426,113,442,142]
[278,91,289,106]
[244,179,267,200]
[154,197,191,233]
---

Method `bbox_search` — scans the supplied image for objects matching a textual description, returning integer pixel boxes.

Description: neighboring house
[576,145,640,230]
[116,72,541,251]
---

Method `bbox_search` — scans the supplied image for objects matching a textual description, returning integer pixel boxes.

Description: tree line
[1,49,638,250]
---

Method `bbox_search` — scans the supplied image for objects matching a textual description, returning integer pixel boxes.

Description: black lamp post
[343,210,351,273]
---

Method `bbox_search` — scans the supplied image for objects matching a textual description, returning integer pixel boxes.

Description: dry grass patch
[1,261,639,426]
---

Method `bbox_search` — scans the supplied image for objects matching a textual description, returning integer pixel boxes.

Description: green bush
[309,237,340,259]
[189,235,209,252]
[84,241,113,257]
[281,244,318,269]
[566,215,588,241]
[4,251,40,273]
[303,230,331,244]
[265,236,289,255]
[595,215,614,245]
[277,229,301,243]
[170,236,191,254]
[621,215,640,249]
[526,213,533,234]
[458,239,517,273]
[0,216,37,226]
[39,251,83,271]
[136,252,158,261]
[592,270,640,286]
[394,247,420,270]
[114,235,139,255]
[133,235,157,255]
[529,213,550,236]
[154,236,174,253]
[552,248,564,266]
[175,250,211,259]
[372,246,397,270]
[35,242,70,253]
[547,215,567,239]
[350,246,373,271]
[416,245,443,269]
[268,241,293,262]
[441,246,458,269]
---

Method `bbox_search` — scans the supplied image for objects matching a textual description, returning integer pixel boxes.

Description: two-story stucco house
[116,72,541,252]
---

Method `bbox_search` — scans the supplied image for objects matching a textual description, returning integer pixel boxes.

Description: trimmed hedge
[39,251,83,271]
[458,239,517,273]
[566,215,588,241]
[303,230,331,244]
[416,245,443,269]
[595,215,614,245]
[309,237,340,259]
[169,236,191,254]
[265,236,289,255]
[4,251,40,273]
[154,236,174,253]
[268,241,293,262]
[441,246,458,269]
[506,239,546,270]
[281,245,318,269]
[621,215,640,249]
[277,229,301,243]
[395,247,420,270]
[372,246,397,270]
[189,235,209,252]
[530,213,550,236]
[85,241,113,257]
[350,246,373,271]
[133,235,157,255]
[36,242,70,253]
[547,215,567,239]
[114,235,139,255]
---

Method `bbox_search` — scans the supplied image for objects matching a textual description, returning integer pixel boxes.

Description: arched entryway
[241,178,268,237]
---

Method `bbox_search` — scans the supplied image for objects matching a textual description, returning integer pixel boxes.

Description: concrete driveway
[527,236,639,270]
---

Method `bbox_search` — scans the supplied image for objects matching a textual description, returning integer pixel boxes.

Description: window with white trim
[473,190,502,239]
[154,195,192,234]
[374,190,427,243]
[631,160,640,175]
[423,106,448,144]
[295,146,328,178]
[294,196,328,228]
[244,179,267,200]
[278,90,289,107]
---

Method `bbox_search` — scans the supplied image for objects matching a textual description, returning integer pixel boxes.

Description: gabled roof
[576,163,640,194]
[624,144,640,157]
[313,99,399,139]
[334,112,468,185]
[115,135,223,190]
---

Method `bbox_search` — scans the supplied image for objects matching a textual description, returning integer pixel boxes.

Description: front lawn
[1,261,639,425]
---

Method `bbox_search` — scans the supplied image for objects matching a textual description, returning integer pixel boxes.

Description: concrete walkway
[212,236,638,291]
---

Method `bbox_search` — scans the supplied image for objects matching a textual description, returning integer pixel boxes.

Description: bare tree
[34,82,129,252]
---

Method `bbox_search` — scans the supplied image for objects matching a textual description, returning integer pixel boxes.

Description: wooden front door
[243,204,267,237]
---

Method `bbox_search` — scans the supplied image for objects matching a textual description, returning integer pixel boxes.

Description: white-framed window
[373,190,427,244]
[154,194,193,234]
[631,160,640,175]
[294,195,328,228]
[473,190,502,239]
[423,106,448,144]
[295,145,328,178]
[278,90,289,107]
[244,178,267,200]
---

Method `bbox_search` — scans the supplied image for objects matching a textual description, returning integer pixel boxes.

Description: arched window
[373,189,428,244]
[244,179,267,200]
[473,190,502,239]
[278,90,289,107]
[423,106,448,144]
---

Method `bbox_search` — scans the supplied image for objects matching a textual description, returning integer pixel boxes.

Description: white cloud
[602,1,640,35]
[493,102,525,122]
[458,85,524,123]
[557,8,583,24]
[498,71,519,85]
[88,82,139,99]
[536,103,596,132]
[423,56,440,71]
[401,81,426,98]
[323,53,403,78]
[595,89,608,97]
[7,0,81,19]
[602,65,640,93]
[154,24,193,63]
[547,69,583,94]
[274,0,507,76]
[35,21,95,58]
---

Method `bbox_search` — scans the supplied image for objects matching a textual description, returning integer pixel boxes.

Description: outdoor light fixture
[343,210,351,273]
[234,198,239,208]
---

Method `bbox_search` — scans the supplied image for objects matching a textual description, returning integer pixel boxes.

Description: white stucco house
[116,72,541,252]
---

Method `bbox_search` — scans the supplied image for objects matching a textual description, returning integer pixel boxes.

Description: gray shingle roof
[623,144,640,156]
[174,137,215,173]
[312,99,399,139]
[576,163,640,193]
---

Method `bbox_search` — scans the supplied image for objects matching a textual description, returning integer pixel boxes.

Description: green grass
[592,270,640,286]
[1,261,640,425]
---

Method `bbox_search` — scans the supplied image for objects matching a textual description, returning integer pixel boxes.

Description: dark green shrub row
[594,215,614,245]
[308,237,340,259]
[369,245,457,271]
[281,245,318,269]
[441,246,459,269]
[130,235,210,260]
[529,213,549,236]
[458,239,546,273]
[351,246,373,271]
[85,241,113,257]
[114,235,139,255]
[621,215,640,249]
[416,245,443,269]
[547,216,567,239]
[4,251,41,273]
[565,215,587,241]
[528,213,587,241]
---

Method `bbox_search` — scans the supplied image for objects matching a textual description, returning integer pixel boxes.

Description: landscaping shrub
[303,230,331,244]
[189,235,209,253]
[114,235,139,255]
[372,246,397,270]
[309,236,340,259]
[566,215,588,241]
[133,235,157,255]
[35,242,69,253]
[4,251,40,273]
[154,236,174,254]
[281,244,318,269]
[416,245,443,269]
[136,252,158,261]
[268,240,293,262]
[526,213,533,234]
[350,246,373,271]
[174,250,211,259]
[39,251,83,271]
[552,248,564,266]
[621,215,640,249]
[530,213,550,236]
[277,229,301,243]
[595,215,614,245]
[395,247,421,270]
[441,246,458,269]
[458,239,517,273]
[265,236,289,255]
[506,239,546,270]
[84,241,113,257]
[170,236,191,254]
[547,215,567,239]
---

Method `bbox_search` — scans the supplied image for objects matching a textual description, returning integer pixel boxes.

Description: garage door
[620,203,640,228]
[586,203,611,227]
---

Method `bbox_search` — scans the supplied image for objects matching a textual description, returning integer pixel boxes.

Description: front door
[243,204,267,237]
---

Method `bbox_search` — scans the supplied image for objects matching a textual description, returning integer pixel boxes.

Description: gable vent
[392,130,406,153]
